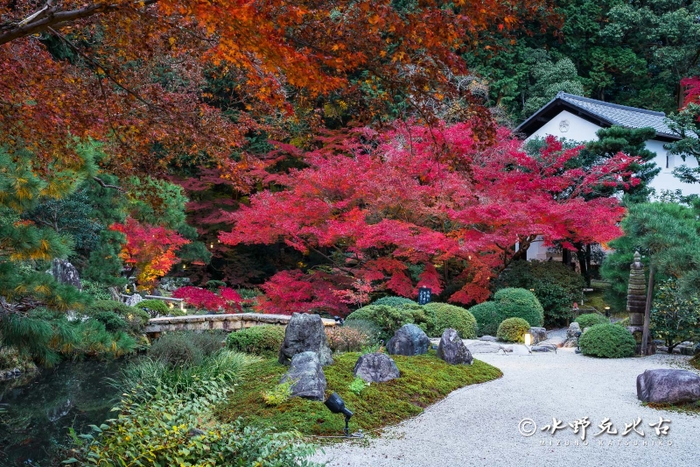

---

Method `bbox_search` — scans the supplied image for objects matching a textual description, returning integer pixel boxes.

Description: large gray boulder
[50,259,82,290]
[353,353,400,383]
[437,328,473,365]
[280,351,327,401]
[637,369,700,404]
[279,313,333,366]
[386,324,430,356]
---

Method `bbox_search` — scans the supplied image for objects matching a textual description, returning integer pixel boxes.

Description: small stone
[281,351,327,401]
[437,329,473,365]
[479,335,498,342]
[529,327,547,344]
[353,353,400,383]
[386,324,430,356]
[637,369,700,404]
[125,293,143,307]
[279,313,333,366]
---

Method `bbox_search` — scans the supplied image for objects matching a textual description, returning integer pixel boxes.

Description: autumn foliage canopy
[221,121,639,315]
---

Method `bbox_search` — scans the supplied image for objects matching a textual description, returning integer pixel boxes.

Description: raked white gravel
[313,342,700,467]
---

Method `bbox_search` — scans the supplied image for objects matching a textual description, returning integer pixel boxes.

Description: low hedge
[423,302,477,338]
[579,324,636,358]
[226,325,286,357]
[497,317,531,343]
[371,296,418,308]
[575,313,609,329]
[345,304,433,341]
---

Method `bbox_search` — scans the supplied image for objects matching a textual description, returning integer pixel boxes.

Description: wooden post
[641,264,654,356]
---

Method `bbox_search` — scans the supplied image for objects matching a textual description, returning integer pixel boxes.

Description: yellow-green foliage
[348,377,369,396]
[262,380,293,406]
[217,351,502,436]
[496,317,531,343]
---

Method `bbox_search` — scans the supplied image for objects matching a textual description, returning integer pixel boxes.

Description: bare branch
[93,176,124,191]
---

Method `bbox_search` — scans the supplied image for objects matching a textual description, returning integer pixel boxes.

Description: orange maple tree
[110,217,189,289]
[0,0,555,183]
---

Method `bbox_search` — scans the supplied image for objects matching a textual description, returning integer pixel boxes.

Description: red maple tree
[220,122,638,314]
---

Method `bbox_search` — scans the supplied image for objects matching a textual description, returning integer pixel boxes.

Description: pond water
[0,360,127,466]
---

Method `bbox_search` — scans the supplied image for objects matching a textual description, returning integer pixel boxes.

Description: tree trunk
[641,264,655,356]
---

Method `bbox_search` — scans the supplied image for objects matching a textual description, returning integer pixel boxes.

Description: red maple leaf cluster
[220,121,638,315]
[172,286,243,313]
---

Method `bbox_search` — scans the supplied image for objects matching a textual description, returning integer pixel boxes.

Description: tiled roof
[555,92,675,138]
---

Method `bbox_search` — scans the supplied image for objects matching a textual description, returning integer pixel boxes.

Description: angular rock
[637,369,700,404]
[386,324,430,356]
[437,328,473,365]
[566,322,581,339]
[50,259,82,290]
[529,327,547,344]
[125,293,143,307]
[280,351,327,401]
[278,313,333,366]
[479,335,498,342]
[353,353,400,383]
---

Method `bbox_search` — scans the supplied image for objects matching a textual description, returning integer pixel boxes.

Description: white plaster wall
[644,140,700,196]
[525,110,602,142]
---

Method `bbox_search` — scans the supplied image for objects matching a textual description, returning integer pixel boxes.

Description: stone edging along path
[314,337,700,467]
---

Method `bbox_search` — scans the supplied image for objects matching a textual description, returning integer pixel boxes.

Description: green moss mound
[579,324,636,358]
[226,325,286,357]
[691,354,700,371]
[493,288,544,327]
[575,313,609,329]
[423,302,477,338]
[217,351,502,435]
[371,296,418,307]
[469,301,501,336]
[497,317,531,343]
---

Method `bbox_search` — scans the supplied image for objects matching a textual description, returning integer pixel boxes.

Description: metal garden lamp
[324,392,354,437]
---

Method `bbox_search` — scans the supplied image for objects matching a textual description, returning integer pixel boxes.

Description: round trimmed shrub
[345,304,434,341]
[345,305,408,342]
[469,301,501,336]
[578,324,636,358]
[493,288,544,327]
[423,302,477,338]
[226,325,286,357]
[575,313,609,329]
[497,317,531,343]
[371,296,418,308]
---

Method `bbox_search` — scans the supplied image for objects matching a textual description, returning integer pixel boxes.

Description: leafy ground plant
[217,351,502,436]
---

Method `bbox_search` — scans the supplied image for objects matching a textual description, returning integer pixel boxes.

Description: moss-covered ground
[216,351,502,436]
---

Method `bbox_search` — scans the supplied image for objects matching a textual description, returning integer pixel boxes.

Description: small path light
[604,306,611,317]
[524,332,532,354]
[324,392,361,438]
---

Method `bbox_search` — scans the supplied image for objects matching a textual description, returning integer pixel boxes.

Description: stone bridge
[144,312,336,337]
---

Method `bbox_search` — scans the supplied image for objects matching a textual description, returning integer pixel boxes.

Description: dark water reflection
[0,360,126,466]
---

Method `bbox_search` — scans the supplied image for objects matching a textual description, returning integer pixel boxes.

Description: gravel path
[314,341,700,467]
